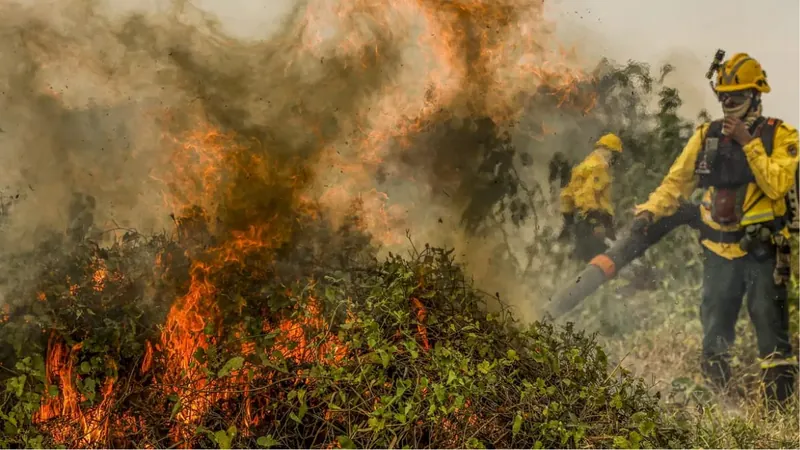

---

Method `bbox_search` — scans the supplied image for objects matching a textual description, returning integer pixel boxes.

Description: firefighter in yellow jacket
[559,133,622,262]
[632,53,799,403]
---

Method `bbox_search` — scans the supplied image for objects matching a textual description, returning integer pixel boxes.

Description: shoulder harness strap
[755,117,782,156]
[697,121,720,161]
[702,117,781,154]
[706,120,722,136]
[696,121,723,174]
[738,118,782,215]
[705,120,724,140]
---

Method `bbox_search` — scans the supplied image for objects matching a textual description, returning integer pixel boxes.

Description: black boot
[701,355,732,390]
[761,363,798,409]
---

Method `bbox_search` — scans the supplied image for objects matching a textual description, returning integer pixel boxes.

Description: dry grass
[587,281,800,449]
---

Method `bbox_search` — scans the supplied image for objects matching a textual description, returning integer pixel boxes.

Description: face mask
[719,91,753,119]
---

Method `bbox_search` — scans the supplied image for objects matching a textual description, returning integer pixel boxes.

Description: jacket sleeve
[634,125,704,220]
[742,122,800,200]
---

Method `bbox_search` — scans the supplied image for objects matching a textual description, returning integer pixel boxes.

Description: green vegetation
[536,61,800,448]
[0,236,696,448]
[0,58,797,449]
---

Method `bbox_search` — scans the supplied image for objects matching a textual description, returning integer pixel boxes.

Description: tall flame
[28,0,598,447]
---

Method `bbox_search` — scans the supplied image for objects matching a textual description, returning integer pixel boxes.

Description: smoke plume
[0,0,599,321]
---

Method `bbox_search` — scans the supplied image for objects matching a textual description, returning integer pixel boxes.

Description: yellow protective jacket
[560,150,614,218]
[635,120,799,259]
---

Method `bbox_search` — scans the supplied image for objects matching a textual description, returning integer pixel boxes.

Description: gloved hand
[592,224,607,239]
[631,211,654,234]
[585,211,615,240]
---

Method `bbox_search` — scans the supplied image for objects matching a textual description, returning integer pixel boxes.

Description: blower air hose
[547,203,698,318]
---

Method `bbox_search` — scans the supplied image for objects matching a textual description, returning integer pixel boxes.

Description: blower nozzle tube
[546,204,699,318]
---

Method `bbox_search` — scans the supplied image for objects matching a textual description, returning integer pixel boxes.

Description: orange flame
[31,1,598,446]
[34,335,117,447]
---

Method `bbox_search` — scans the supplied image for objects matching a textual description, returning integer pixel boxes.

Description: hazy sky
[548,0,800,124]
[188,0,800,124]
[28,0,800,124]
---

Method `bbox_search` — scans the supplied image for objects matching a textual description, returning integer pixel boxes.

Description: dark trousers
[700,247,796,402]
[571,219,609,263]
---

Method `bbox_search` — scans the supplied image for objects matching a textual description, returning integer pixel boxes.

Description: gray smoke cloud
[0,0,609,324]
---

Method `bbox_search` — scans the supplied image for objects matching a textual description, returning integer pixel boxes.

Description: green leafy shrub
[0,41,795,448]
[0,230,698,448]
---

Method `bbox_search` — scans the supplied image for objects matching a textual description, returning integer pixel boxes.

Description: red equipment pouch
[711,188,740,225]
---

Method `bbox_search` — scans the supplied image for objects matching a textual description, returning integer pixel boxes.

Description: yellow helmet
[714,53,770,93]
[595,133,622,153]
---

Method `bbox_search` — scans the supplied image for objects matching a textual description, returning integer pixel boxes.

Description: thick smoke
[0,0,597,321]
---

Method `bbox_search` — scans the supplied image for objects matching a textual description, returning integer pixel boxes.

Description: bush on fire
[0,226,696,449]
[0,58,795,450]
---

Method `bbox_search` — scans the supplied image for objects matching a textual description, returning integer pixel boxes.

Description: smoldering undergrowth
[2,0,796,448]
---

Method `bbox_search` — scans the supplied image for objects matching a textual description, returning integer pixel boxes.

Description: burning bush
[2,0,794,448]
[0,211,695,449]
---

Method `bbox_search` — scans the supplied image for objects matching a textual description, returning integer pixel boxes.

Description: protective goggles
[717,91,752,106]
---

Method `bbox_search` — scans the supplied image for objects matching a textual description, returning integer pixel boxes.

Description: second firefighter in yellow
[559,133,623,262]
[633,52,799,404]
